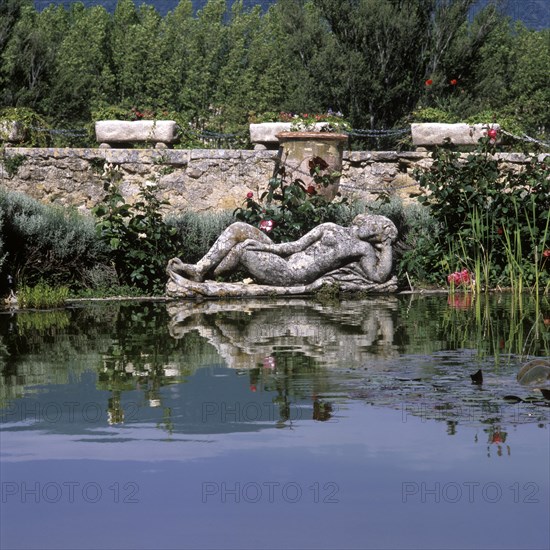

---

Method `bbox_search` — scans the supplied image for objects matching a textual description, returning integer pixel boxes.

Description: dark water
[1,294,549,550]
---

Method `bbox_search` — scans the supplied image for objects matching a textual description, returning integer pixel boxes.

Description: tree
[0,3,68,109]
[47,4,114,123]
[157,0,194,111]
[177,0,228,127]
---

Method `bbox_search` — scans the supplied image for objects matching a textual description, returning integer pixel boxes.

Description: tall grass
[17,282,69,309]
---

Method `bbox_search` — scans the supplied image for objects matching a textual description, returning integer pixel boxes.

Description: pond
[1,294,549,550]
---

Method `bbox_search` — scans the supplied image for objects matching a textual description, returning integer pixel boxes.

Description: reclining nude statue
[166,214,398,298]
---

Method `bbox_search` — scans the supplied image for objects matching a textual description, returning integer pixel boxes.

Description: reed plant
[17,282,69,309]
[414,142,550,294]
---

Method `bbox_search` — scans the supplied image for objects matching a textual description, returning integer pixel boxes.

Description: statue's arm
[245,226,325,256]
[359,240,393,283]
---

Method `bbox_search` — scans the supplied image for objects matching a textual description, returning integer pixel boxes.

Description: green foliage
[1,0,546,146]
[17,281,69,309]
[234,157,357,243]
[0,107,50,146]
[0,187,108,291]
[367,197,443,287]
[92,169,181,294]
[414,142,550,291]
[411,107,461,124]
[1,150,26,177]
[0,207,5,273]
[166,209,235,263]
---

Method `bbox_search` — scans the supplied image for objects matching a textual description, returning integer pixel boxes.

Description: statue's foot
[168,258,203,282]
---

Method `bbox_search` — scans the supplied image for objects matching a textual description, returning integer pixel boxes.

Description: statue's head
[352,214,398,243]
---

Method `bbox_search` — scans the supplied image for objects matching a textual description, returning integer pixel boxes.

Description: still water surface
[1,295,549,549]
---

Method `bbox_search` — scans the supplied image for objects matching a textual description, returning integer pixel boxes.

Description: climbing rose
[425,79,433,86]
[543,249,550,258]
[306,185,316,195]
[246,192,253,199]
[450,79,458,85]
[487,128,498,140]
[259,220,274,232]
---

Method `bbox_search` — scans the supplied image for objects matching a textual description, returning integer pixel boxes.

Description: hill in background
[33,0,550,30]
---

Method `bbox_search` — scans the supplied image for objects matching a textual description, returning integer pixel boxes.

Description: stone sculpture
[166,214,398,298]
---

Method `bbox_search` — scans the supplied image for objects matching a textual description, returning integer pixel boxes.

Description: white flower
[145,180,157,188]
[138,233,147,239]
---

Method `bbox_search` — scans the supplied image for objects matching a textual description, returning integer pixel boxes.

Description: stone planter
[250,122,333,149]
[0,120,27,144]
[411,123,501,148]
[95,120,178,148]
[275,131,348,201]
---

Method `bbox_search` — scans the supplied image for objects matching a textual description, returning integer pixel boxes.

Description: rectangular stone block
[0,120,26,143]
[250,122,292,144]
[250,122,332,145]
[95,120,178,145]
[411,123,500,147]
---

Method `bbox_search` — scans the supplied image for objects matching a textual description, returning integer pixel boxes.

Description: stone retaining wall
[0,147,542,214]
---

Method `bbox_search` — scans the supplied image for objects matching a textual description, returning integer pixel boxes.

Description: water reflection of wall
[167,297,399,371]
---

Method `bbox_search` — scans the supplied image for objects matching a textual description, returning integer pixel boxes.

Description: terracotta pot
[275,131,348,201]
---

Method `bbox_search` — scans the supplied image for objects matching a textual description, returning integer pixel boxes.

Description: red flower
[450,79,458,86]
[425,79,433,86]
[308,156,329,171]
[246,191,253,199]
[447,269,471,286]
[306,185,316,195]
[250,384,257,392]
[543,249,550,258]
[497,227,503,235]
[487,128,498,140]
[259,220,274,233]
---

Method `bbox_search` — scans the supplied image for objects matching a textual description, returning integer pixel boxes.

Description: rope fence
[9,124,550,150]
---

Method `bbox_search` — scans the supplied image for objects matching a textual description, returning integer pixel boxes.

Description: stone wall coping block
[411,122,500,146]
[95,120,178,145]
[1,147,541,165]
[396,151,431,161]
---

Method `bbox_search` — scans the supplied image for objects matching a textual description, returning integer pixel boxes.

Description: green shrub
[0,208,5,274]
[0,107,50,147]
[0,187,108,292]
[367,197,443,287]
[92,171,181,294]
[234,159,359,243]
[414,141,550,292]
[1,151,27,178]
[166,210,235,264]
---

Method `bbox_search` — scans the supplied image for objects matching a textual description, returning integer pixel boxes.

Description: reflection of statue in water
[167,214,398,297]
[167,298,398,370]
